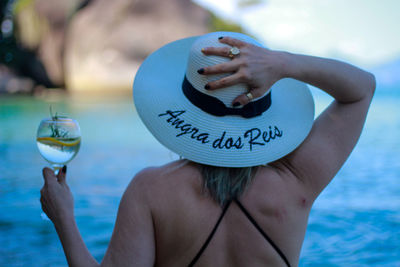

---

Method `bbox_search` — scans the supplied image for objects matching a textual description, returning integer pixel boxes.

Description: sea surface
[0,87,399,266]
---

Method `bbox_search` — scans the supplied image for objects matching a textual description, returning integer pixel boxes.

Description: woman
[40,32,375,266]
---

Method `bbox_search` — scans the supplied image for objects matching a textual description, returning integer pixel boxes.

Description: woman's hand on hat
[199,36,286,106]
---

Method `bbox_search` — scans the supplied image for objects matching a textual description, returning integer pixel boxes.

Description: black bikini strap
[188,200,232,267]
[234,198,291,267]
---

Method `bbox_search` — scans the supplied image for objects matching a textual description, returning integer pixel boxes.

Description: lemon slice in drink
[36,137,81,147]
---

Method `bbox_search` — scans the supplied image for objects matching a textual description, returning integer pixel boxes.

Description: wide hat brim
[133,34,315,167]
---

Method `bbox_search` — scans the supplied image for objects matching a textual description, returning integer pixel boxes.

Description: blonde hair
[198,164,258,206]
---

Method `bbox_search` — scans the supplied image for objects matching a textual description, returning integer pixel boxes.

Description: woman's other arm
[41,167,99,267]
[41,168,155,267]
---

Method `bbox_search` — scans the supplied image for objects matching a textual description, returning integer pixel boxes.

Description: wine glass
[36,116,81,174]
[36,116,81,220]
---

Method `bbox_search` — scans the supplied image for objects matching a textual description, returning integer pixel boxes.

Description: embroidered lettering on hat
[158,109,283,151]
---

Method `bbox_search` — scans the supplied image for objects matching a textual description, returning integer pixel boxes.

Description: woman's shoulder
[129,160,200,192]
[134,159,197,178]
[124,160,203,213]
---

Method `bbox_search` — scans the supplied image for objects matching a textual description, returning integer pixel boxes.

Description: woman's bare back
[135,160,312,267]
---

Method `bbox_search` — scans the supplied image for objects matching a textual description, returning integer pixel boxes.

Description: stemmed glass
[36,115,81,220]
[36,116,81,174]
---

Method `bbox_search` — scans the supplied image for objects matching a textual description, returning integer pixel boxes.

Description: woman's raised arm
[201,36,376,199]
[275,52,375,199]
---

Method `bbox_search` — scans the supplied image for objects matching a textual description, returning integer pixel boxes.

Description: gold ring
[246,92,254,101]
[228,46,240,58]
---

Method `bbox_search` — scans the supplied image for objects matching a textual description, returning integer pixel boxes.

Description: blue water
[0,87,399,266]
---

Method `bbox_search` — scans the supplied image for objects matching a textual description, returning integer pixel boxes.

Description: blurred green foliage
[13,0,33,14]
[209,12,245,33]
[1,0,53,87]
[208,0,265,34]
[0,0,18,67]
[237,0,264,8]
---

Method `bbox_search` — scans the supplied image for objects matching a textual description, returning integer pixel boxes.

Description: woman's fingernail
[218,36,224,40]
[205,84,210,90]
[201,48,206,53]
[197,68,204,74]
[62,165,67,174]
[233,102,240,107]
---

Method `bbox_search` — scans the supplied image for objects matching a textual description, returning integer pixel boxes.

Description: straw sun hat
[133,32,314,167]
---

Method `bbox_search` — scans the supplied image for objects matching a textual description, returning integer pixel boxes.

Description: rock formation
[7,0,210,93]
[65,0,209,92]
